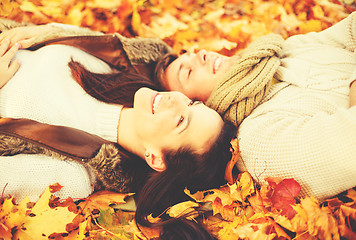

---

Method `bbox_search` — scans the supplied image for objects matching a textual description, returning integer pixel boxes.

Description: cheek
[136,115,171,141]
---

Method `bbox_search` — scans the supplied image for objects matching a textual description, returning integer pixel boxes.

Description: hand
[0,25,50,49]
[0,39,21,88]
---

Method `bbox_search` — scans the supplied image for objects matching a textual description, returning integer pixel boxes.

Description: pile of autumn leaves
[1,171,356,239]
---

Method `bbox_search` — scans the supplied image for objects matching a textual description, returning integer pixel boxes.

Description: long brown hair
[69,59,161,107]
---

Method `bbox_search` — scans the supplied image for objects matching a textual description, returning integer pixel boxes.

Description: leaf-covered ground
[1,0,356,239]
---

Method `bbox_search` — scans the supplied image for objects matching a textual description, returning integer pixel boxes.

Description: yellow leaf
[131,5,141,35]
[0,0,20,17]
[0,197,14,216]
[87,0,122,9]
[12,186,78,240]
[199,38,237,52]
[312,5,325,19]
[167,201,199,220]
[19,1,39,13]
[66,2,85,26]
[299,20,322,34]
[203,9,224,22]
[76,219,88,240]
[233,222,276,240]
[237,172,255,200]
[30,186,52,215]
[4,196,30,229]
[14,207,77,239]
[211,197,238,221]
[228,183,243,202]
[149,13,188,39]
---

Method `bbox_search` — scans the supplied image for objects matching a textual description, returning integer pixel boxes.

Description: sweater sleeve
[0,154,95,203]
[0,18,104,45]
[237,88,356,201]
[286,11,356,52]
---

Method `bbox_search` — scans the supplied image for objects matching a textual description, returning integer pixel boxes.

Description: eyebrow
[177,63,183,88]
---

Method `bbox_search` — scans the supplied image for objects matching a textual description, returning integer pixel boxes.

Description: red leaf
[266,178,301,219]
[49,183,63,193]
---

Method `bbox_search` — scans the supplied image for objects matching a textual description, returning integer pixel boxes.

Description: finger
[0,59,21,89]
[0,39,10,56]
[0,30,15,45]
[18,37,36,49]
[0,30,8,42]
[0,31,20,48]
[7,34,25,48]
[8,59,21,77]
[2,43,20,62]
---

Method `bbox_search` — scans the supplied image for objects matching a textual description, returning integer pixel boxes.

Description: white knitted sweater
[237,12,356,201]
[0,44,122,202]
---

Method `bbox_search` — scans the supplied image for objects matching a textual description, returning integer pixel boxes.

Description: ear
[144,151,166,172]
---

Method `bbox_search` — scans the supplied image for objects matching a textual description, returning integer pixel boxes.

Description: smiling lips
[152,93,163,114]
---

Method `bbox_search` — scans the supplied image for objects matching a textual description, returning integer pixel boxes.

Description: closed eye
[187,69,192,79]
[188,100,203,106]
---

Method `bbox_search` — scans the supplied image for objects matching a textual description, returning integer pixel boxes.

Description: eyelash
[177,101,200,127]
[177,116,184,127]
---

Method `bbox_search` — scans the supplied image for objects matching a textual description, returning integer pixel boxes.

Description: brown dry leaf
[64,218,89,240]
[211,197,238,221]
[225,138,240,184]
[78,190,134,216]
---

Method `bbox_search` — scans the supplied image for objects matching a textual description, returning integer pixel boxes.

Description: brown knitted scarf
[206,34,284,126]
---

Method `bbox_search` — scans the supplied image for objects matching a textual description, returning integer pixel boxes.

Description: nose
[196,50,207,65]
[160,93,185,113]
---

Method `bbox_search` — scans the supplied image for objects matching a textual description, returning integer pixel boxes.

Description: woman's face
[164,50,234,102]
[133,87,223,155]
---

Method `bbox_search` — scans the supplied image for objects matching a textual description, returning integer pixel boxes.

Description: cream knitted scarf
[206,34,284,126]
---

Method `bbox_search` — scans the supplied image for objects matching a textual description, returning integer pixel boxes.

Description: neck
[117,108,145,159]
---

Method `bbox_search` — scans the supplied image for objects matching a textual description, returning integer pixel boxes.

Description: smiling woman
[0,20,236,240]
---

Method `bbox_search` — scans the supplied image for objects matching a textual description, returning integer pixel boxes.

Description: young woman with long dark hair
[0,22,235,240]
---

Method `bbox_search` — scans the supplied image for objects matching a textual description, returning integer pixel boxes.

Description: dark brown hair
[69,59,161,108]
[134,122,235,240]
[153,53,178,90]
